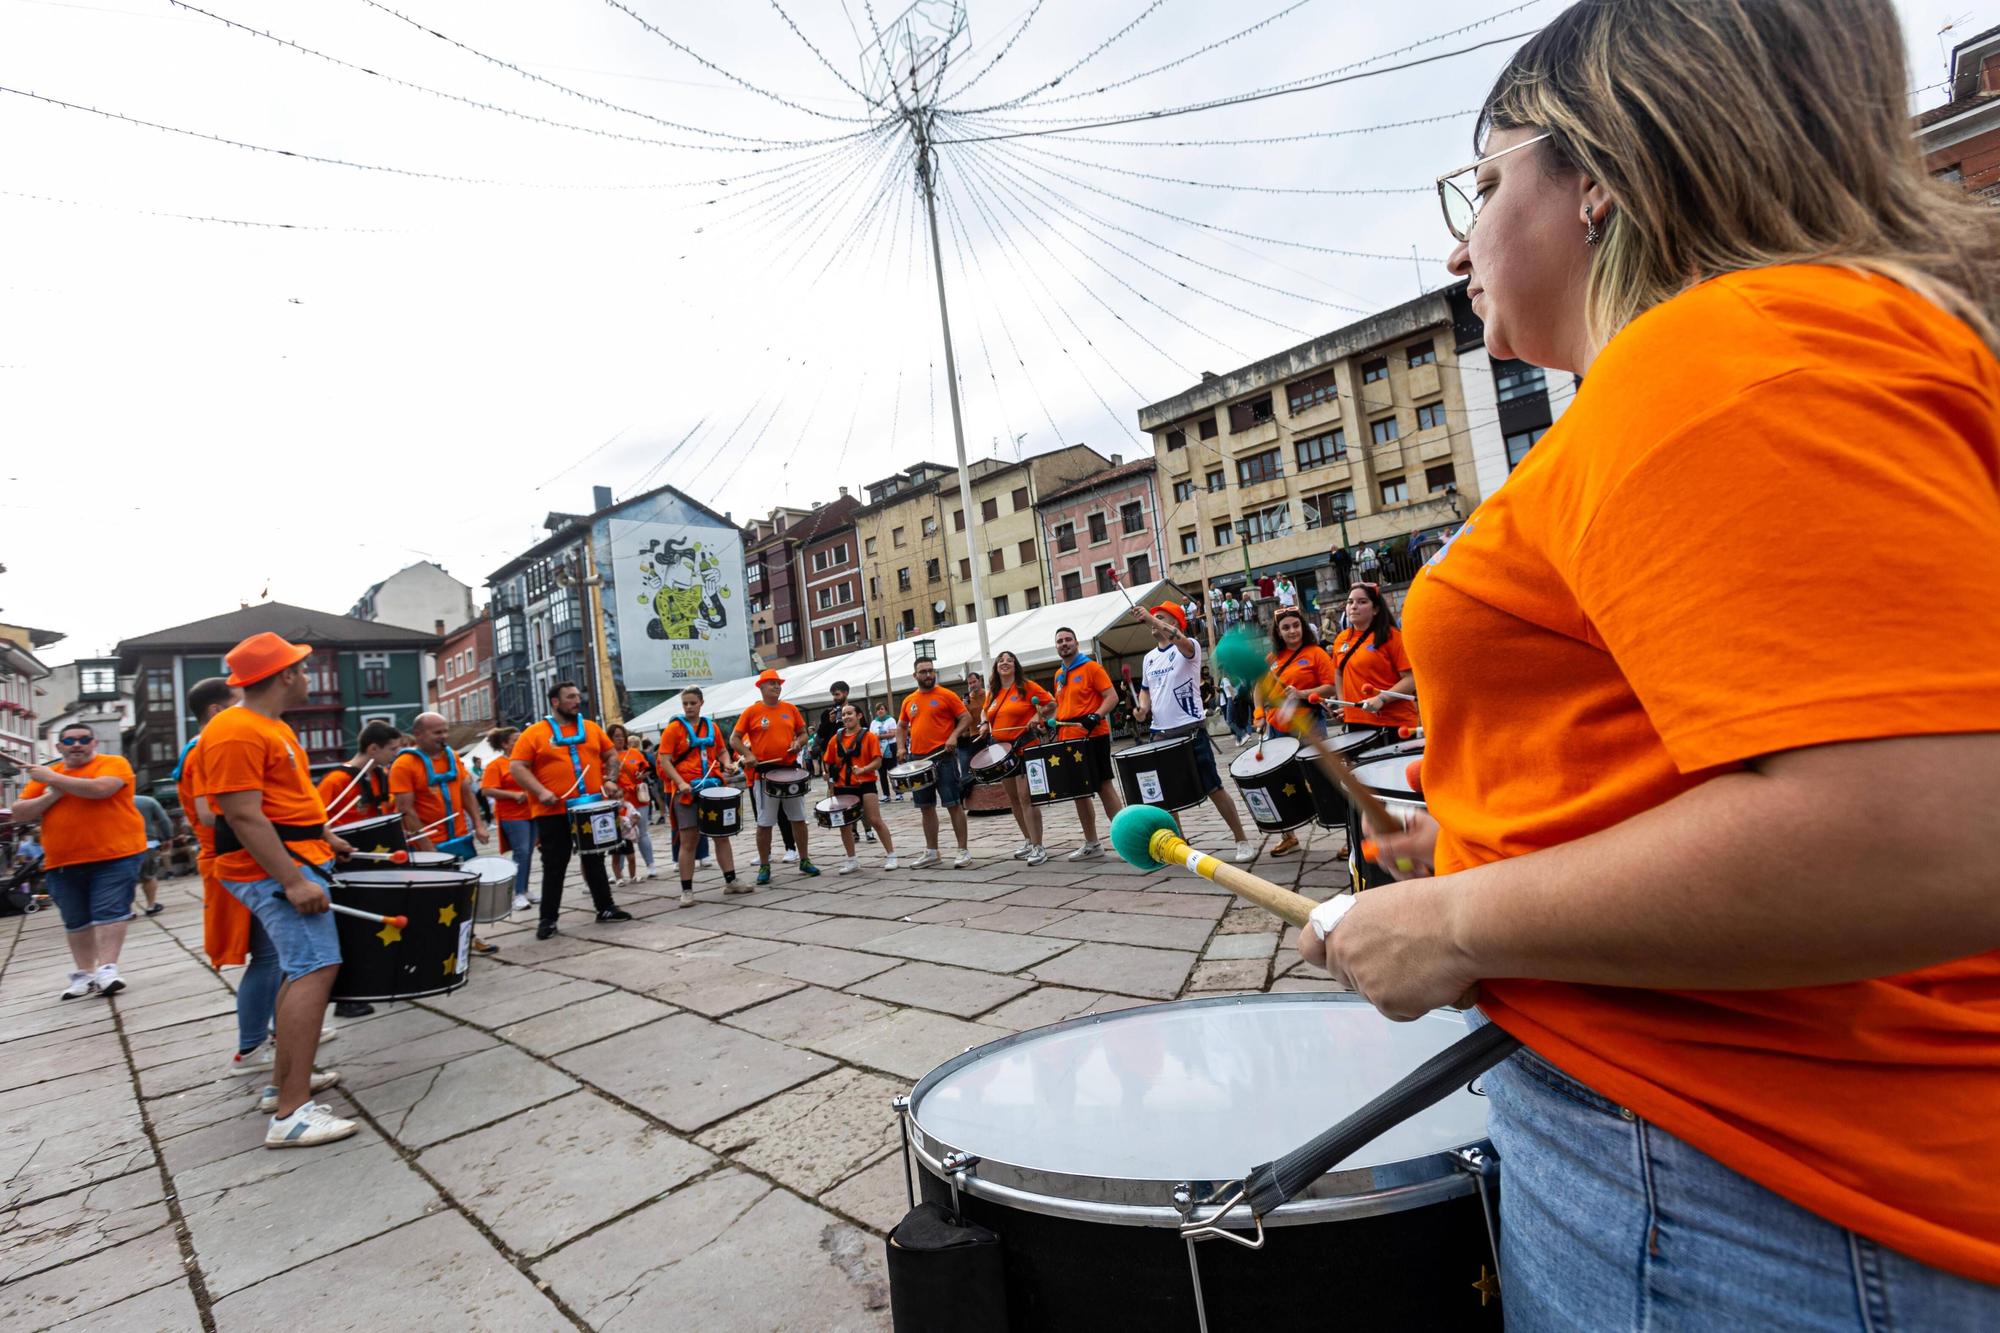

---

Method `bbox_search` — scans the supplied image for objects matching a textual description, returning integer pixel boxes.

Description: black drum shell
[1019,741,1093,806]
[328,868,479,1002]
[1112,736,1205,812]
[814,795,861,829]
[567,800,623,856]
[1299,731,1384,829]
[965,743,1022,785]
[694,788,743,836]
[330,812,407,856]
[1227,740,1317,833]
[1347,749,1425,892]
[760,767,812,799]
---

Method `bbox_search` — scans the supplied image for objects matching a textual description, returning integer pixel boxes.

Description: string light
[599,0,879,124]
[946,0,1172,116]
[936,0,1047,104]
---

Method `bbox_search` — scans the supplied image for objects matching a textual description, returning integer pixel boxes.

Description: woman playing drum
[1302,1,2000,1321]
[977,652,1056,866]
[658,687,744,906]
[1328,583,1417,733]
[1264,607,1341,857]
[821,702,897,874]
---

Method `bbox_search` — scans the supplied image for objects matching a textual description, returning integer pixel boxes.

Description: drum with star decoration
[328,867,480,1001]
[1228,735,1319,832]
[1020,739,1093,807]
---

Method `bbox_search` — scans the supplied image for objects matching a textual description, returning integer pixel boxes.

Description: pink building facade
[1036,457,1165,604]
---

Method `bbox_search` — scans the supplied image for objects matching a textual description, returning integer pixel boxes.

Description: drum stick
[340,850,410,864]
[330,902,409,928]
[1398,726,1423,740]
[1108,806,1318,928]
[322,758,377,826]
[1371,687,1417,702]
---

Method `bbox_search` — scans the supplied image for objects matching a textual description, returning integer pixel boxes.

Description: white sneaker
[696,858,712,869]
[512,894,531,913]
[1011,841,1034,861]
[265,1100,358,1148]
[94,963,125,997]
[231,1041,275,1076]
[639,867,655,880]
[319,1025,338,1043]
[838,857,859,876]
[1233,841,1256,863]
[60,970,97,1001]
[781,849,799,863]
[1066,842,1104,862]
[953,849,972,869]
[1024,845,1049,865]
[527,892,542,905]
[680,889,695,908]
[883,855,900,871]
[257,1071,341,1113]
[914,848,940,869]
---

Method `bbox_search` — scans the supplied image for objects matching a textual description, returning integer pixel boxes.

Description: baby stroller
[2,852,43,915]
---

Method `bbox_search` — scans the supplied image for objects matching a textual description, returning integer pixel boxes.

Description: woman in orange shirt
[1328,584,1418,732]
[821,702,896,874]
[479,727,538,913]
[1300,1,2000,1321]
[1265,607,1341,856]
[976,652,1056,866]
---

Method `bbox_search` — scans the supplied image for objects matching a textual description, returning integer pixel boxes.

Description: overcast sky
[1,0,1966,664]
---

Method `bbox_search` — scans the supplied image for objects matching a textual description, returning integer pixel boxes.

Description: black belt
[212,818,326,856]
[1150,721,1205,741]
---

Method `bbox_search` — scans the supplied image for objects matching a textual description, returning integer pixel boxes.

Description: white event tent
[625,580,1192,735]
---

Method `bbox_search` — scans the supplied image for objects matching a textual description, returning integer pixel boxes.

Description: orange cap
[755,668,785,686]
[225,632,313,687]
[1150,602,1187,633]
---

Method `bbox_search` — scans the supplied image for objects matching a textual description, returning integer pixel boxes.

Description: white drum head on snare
[1229,735,1301,778]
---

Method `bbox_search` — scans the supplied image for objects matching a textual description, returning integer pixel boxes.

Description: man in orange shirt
[730,669,820,886]
[898,656,972,869]
[15,724,149,999]
[316,721,400,827]
[1050,627,1123,862]
[509,681,631,940]
[389,712,488,858]
[203,633,355,1148]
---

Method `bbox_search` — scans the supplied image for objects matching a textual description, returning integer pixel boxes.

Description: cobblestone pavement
[0,776,1353,1331]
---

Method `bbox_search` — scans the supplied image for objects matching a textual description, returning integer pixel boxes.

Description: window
[869,576,881,599]
[1295,429,1345,471]
[1241,503,1291,545]
[1416,401,1447,431]
[1127,553,1151,584]
[1407,340,1437,368]
[1213,522,1235,547]
[843,623,860,645]
[1227,394,1276,432]
[445,656,456,681]
[993,595,1010,616]
[1371,417,1400,446]
[810,543,848,572]
[1087,512,1108,543]
[1303,489,1353,531]
[1120,500,1145,535]
[901,608,916,633]
[1237,448,1283,486]
[1060,570,1084,600]
[1287,369,1338,415]
[897,567,912,591]
[922,516,938,537]
[1361,357,1388,384]
[778,622,795,645]
[952,510,965,531]
[746,560,763,585]
[1426,463,1458,493]
[989,549,1005,574]
[959,558,972,581]
[892,526,907,547]
[363,666,388,697]
[1027,587,1042,609]
[981,498,999,522]
[1166,429,1186,451]
[1179,529,1200,556]
[495,616,520,657]
[1505,425,1548,470]
[1054,522,1077,553]
[816,587,833,611]
[1205,469,1226,493]
[821,627,838,650]
[926,559,941,583]
[935,604,951,627]
[1018,539,1035,564]
[865,537,878,557]
[1173,479,1194,502]
[1494,358,1547,403]
[1094,564,1115,594]
[1381,477,1409,505]
[1011,487,1029,512]
[1199,416,1219,439]
[144,667,174,709]
[874,617,883,639]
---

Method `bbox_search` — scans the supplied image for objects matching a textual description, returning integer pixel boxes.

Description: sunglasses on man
[58,735,97,747]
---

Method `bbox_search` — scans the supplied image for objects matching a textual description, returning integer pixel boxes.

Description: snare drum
[566,798,623,856]
[1020,740,1092,806]
[695,786,743,836]
[1347,751,1426,892]
[328,867,481,1002]
[329,812,407,857]
[404,851,463,872]
[1228,736,1317,833]
[900,993,1500,1331]
[813,794,861,829]
[1112,735,1205,811]
[966,742,1021,786]
[888,759,938,796]
[460,855,518,923]
[1300,730,1384,830]
[760,766,812,800]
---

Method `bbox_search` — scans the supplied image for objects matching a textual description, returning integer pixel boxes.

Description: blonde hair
[1481,0,2000,355]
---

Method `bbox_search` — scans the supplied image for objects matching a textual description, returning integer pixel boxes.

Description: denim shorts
[45,852,145,933]
[1479,1018,2000,1329]
[912,750,964,809]
[222,862,342,983]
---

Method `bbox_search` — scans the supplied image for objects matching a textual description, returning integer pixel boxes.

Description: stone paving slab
[1187,958,1272,991]
[0,1224,185,1331]
[209,1210,571,1333]
[415,963,610,1028]
[1028,942,1199,1000]
[691,904,834,940]
[0,1028,126,1092]
[420,1090,715,1259]
[496,990,678,1057]
[847,961,1034,1019]
[1203,931,1279,961]
[723,986,898,1049]
[819,1152,913,1236]
[1061,888,1231,919]
[694,1067,903,1196]
[555,1013,833,1132]
[639,955,807,1017]
[1032,908,1216,952]
[670,933,791,965]
[0,1109,155,1212]
[853,922,1076,974]
[352,1043,579,1148]
[744,943,902,989]
[959,904,1081,935]
[778,916,916,948]
[773,890,940,921]
[989,884,1092,909]
[810,1009,1012,1082]
[980,985,1121,1031]
[55,1277,202,1332]
[0,1167,167,1286]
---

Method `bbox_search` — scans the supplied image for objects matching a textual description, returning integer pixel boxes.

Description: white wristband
[1308,894,1357,941]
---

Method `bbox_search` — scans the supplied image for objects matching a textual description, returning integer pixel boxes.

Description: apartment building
[940,445,1110,625]
[852,463,959,643]
[1918,23,2000,202]
[798,495,867,659]
[1035,456,1164,603]
[745,506,816,668]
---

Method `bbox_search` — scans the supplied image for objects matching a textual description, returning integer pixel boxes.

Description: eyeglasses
[1435,131,1551,242]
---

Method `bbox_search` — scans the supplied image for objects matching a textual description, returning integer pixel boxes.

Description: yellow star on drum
[375,920,402,946]
[1473,1265,1499,1306]
[438,904,457,927]
[1282,783,1298,796]
[1048,754,1061,766]
[442,954,457,976]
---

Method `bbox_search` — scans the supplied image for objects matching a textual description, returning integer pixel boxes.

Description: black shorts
[832,784,875,802]
[1079,733,1114,788]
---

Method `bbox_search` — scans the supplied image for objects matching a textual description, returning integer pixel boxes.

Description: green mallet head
[1212,624,1269,690]
[1109,804,1182,870]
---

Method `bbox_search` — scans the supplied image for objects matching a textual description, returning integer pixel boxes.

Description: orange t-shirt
[1331,627,1418,727]
[389,750,472,842]
[511,718,615,819]
[21,753,148,869]
[616,748,650,803]
[899,687,966,756]
[478,756,531,819]
[317,765,387,822]
[733,700,809,771]
[821,728,882,788]
[1053,658,1114,741]
[176,733,251,968]
[175,737,214,860]
[1403,265,2000,1282]
[984,679,1053,742]
[1269,643,1341,700]
[198,708,334,882]
[659,717,728,787]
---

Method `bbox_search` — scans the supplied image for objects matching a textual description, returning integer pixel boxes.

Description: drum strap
[1334,631,1371,703]
[545,715,594,803]
[671,717,724,799]
[337,762,389,808]
[399,747,463,839]
[833,729,867,786]
[213,819,327,856]
[170,736,199,783]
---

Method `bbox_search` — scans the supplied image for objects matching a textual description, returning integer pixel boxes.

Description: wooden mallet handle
[1148,828,1319,929]
[1255,679,1399,832]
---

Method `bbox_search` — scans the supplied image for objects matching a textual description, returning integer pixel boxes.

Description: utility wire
[947,0,1173,116]
[1056,108,1478,149]
[767,0,879,105]
[935,0,1046,104]
[1007,139,1430,197]
[600,0,878,123]
[0,185,397,232]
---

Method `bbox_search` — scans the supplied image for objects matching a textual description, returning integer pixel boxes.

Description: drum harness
[667,716,726,803]
[545,714,603,807]
[398,746,466,843]
[830,726,872,789]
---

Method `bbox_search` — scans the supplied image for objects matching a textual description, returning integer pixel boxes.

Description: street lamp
[913,637,936,664]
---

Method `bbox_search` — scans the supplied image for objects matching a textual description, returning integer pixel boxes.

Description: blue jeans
[1483,1026,2000,1329]
[45,852,145,933]
[500,818,536,897]
[236,915,281,1054]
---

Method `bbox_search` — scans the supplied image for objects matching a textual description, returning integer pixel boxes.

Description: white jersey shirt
[1141,639,1205,732]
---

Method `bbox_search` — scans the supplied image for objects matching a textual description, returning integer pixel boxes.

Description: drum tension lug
[1175,1182,1265,1250]
[942,1151,979,1216]
[892,1096,915,1211]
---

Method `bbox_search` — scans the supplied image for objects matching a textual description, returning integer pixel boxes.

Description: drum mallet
[330,903,409,928]
[1108,805,1320,929]
[339,850,410,864]
[321,757,378,826]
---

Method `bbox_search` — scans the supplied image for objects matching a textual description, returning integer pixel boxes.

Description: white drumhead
[762,767,809,782]
[911,996,1486,1182]
[816,795,860,811]
[968,744,1012,768]
[1229,735,1300,778]
[889,761,933,776]
[1352,755,1420,799]
[696,786,740,802]
[460,855,517,885]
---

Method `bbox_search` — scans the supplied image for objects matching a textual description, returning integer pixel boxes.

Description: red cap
[225,632,313,687]
[1150,602,1187,633]
[755,668,785,686]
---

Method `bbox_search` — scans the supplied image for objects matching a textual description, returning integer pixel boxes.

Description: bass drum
[329,812,407,857]
[901,993,1500,1332]
[1020,740,1093,807]
[1347,751,1426,892]
[1112,735,1204,812]
[1227,736,1316,833]
[328,867,480,1002]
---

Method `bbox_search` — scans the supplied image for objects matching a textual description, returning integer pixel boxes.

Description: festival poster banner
[606,516,750,692]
